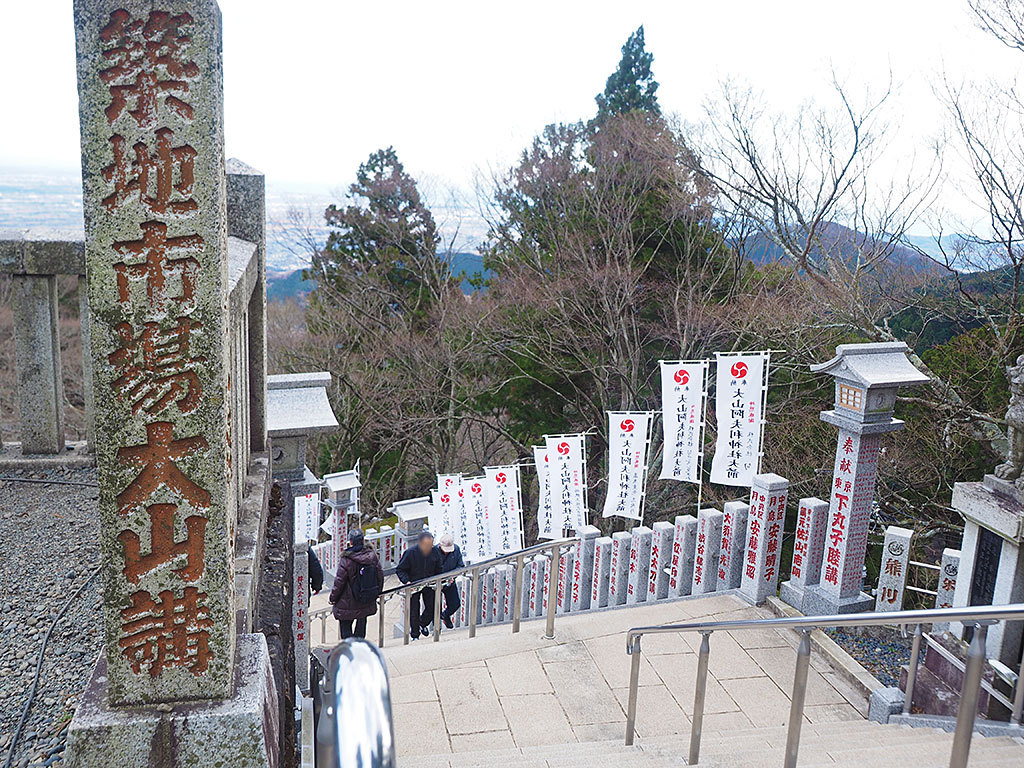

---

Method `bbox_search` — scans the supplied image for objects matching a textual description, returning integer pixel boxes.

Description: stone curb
[765,595,886,703]
[0,441,95,470]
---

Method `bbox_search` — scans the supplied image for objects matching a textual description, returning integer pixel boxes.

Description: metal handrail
[311,537,578,648]
[623,602,1024,768]
[315,638,396,768]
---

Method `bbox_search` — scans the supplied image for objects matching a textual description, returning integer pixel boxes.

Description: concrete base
[801,584,873,615]
[888,712,1024,738]
[868,686,905,723]
[0,440,94,469]
[778,579,806,612]
[66,634,280,768]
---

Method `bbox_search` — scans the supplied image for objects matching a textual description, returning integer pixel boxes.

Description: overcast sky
[0,0,1018,218]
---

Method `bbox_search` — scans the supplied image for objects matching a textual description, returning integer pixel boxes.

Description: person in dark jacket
[329,530,384,639]
[395,531,442,639]
[308,544,324,595]
[437,534,464,629]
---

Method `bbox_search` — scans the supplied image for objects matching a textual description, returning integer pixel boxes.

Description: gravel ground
[0,468,101,768]
[826,625,913,687]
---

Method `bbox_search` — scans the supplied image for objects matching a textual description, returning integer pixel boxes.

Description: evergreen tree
[594,26,660,124]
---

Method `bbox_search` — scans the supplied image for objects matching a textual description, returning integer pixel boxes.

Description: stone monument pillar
[592,536,612,608]
[668,515,697,598]
[717,501,749,590]
[739,474,789,605]
[648,521,674,600]
[68,2,277,765]
[692,509,723,595]
[803,343,929,615]
[571,525,600,611]
[609,531,631,606]
[779,497,829,611]
[874,526,912,612]
[626,526,652,604]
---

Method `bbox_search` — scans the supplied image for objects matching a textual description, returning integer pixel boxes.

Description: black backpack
[349,557,380,605]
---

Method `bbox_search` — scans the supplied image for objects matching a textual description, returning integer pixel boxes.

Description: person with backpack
[395,531,443,639]
[329,530,384,639]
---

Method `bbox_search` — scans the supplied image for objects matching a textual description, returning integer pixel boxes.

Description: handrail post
[402,588,411,646]
[512,554,524,634]
[689,630,712,766]
[321,613,326,645]
[1012,647,1024,727]
[624,635,642,746]
[433,578,443,642]
[544,544,560,641]
[784,629,812,768]
[949,621,990,768]
[468,567,480,639]
[378,594,386,648]
[903,623,923,715]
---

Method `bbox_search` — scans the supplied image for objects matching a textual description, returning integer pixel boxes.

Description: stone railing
[0,158,268,472]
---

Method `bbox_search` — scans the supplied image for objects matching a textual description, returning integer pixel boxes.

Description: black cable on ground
[0,476,98,488]
[2,564,101,768]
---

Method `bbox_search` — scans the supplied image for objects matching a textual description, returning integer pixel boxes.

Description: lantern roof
[811,342,930,388]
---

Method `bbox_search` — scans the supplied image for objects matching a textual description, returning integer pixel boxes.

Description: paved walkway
[362,593,869,758]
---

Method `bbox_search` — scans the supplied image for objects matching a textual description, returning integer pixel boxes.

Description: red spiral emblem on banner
[458,489,464,498]
[444,478,453,487]
[496,472,507,483]
[557,441,570,456]
[620,419,635,432]
[471,482,482,493]
[674,369,689,385]
[440,493,450,503]
[731,361,748,378]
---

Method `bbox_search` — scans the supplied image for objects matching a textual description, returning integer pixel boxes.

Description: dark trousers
[442,581,460,620]
[338,617,367,639]
[409,587,435,634]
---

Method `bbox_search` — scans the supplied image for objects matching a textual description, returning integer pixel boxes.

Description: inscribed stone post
[591,536,612,608]
[668,515,697,598]
[739,474,789,605]
[609,531,631,606]
[571,525,600,611]
[779,497,829,610]
[504,563,516,621]
[718,502,749,590]
[648,521,674,600]
[875,526,913,612]
[692,509,723,595]
[494,566,508,622]
[533,555,549,617]
[557,549,575,614]
[455,576,467,628]
[75,0,234,704]
[482,570,495,623]
[519,560,532,619]
[626,526,653,605]
[293,542,309,691]
[933,548,960,632]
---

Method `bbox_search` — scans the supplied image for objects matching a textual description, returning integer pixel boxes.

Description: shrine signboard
[75,0,234,704]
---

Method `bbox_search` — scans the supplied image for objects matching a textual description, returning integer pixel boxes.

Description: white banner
[428,490,441,537]
[295,492,319,543]
[534,445,558,540]
[710,352,768,487]
[485,465,524,553]
[602,412,652,521]
[545,434,588,532]
[463,475,494,562]
[659,361,708,483]
[437,474,463,550]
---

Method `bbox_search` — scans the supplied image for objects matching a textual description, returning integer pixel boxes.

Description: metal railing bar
[625,603,1024,650]
[783,629,812,768]
[950,623,991,768]
[905,585,939,597]
[909,560,941,571]
[903,624,923,715]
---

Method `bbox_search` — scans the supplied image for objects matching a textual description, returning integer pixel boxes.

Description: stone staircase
[415,721,1024,767]
[369,593,1024,768]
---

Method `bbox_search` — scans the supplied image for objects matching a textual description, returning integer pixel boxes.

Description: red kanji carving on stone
[117,421,210,515]
[109,317,205,416]
[113,221,202,314]
[119,586,212,677]
[102,129,198,216]
[119,503,206,583]
[100,9,199,128]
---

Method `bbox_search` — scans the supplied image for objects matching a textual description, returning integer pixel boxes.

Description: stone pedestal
[66,634,279,768]
[648,521,674,600]
[717,502,748,590]
[950,477,1024,667]
[780,497,829,612]
[609,532,631,606]
[668,515,697,598]
[692,508,723,595]
[626,526,652,604]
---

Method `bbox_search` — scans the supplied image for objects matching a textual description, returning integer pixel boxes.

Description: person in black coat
[329,530,384,639]
[395,531,442,639]
[308,544,324,595]
[437,534,465,629]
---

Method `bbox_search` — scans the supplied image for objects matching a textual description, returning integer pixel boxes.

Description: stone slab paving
[378,593,870,759]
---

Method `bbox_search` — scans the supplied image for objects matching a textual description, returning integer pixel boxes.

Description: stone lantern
[801,342,929,615]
